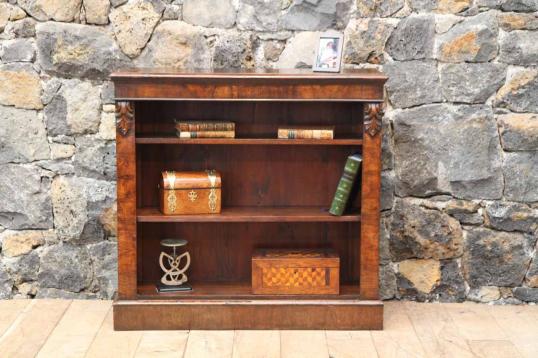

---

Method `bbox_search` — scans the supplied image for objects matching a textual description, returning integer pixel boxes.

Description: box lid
[161,170,221,190]
[252,249,339,265]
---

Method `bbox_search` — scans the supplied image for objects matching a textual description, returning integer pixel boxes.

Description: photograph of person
[313,33,344,73]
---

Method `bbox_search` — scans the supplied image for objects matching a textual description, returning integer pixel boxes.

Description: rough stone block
[18,0,82,22]
[386,14,435,60]
[344,18,395,64]
[485,201,538,233]
[503,152,538,202]
[0,164,52,230]
[237,0,280,31]
[0,38,35,62]
[496,68,538,113]
[36,22,131,80]
[390,198,463,261]
[392,104,503,199]
[398,259,441,294]
[463,227,536,287]
[435,11,498,62]
[0,63,42,109]
[498,113,538,151]
[384,60,443,108]
[439,63,506,103]
[183,0,235,28]
[499,30,538,65]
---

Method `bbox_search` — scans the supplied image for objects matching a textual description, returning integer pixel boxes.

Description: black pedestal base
[156,283,193,293]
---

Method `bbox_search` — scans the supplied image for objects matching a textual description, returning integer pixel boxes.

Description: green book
[329,154,362,216]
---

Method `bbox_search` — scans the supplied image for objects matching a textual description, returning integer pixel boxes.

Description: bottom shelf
[137,282,361,300]
[113,297,383,330]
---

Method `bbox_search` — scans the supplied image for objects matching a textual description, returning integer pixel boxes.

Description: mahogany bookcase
[111,69,387,330]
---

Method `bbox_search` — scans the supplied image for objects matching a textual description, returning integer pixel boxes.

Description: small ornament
[156,238,192,293]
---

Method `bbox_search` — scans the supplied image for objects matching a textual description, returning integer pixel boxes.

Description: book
[177,130,235,138]
[329,154,362,216]
[175,121,235,132]
[278,126,334,140]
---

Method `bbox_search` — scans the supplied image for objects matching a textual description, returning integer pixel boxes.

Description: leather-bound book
[175,121,235,132]
[178,130,235,138]
[278,126,334,139]
[329,154,362,216]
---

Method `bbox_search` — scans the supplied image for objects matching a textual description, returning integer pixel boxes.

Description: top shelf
[136,136,363,146]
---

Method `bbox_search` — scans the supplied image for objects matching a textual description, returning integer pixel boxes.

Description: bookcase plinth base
[113,299,383,330]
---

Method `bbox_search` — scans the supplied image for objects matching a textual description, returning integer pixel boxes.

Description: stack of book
[175,121,235,138]
[277,126,334,140]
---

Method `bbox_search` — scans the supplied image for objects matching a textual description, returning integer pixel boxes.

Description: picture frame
[313,32,344,73]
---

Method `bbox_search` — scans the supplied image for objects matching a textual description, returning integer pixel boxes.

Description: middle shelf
[137,206,361,223]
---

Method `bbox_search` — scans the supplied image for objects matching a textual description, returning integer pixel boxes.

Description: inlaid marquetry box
[252,249,340,295]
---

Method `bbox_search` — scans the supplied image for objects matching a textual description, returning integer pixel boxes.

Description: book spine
[178,131,235,138]
[177,122,235,132]
[278,129,334,139]
[329,156,362,216]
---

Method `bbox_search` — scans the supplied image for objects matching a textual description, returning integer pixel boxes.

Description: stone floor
[0,300,536,357]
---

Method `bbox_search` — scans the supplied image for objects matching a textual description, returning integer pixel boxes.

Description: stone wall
[0,0,536,302]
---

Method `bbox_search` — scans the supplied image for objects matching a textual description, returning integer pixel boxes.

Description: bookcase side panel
[360,103,383,300]
[116,101,138,299]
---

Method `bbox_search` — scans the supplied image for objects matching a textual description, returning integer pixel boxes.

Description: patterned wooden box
[252,249,339,295]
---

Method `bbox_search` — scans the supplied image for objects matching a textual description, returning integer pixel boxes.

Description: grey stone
[392,104,504,199]
[496,68,538,113]
[2,18,36,38]
[503,152,538,203]
[100,81,115,105]
[51,176,87,240]
[73,137,116,180]
[499,30,538,66]
[382,119,393,170]
[386,15,435,61]
[501,0,538,12]
[433,259,466,302]
[439,63,506,103]
[468,286,501,302]
[410,0,472,13]
[4,250,39,284]
[0,38,35,62]
[237,0,280,31]
[463,227,536,287]
[379,264,397,300]
[36,160,75,175]
[183,0,235,28]
[0,266,13,299]
[213,32,254,69]
[0,106,50,164]
[38,243,92,292]
[384,60,442,108]
[280,0,347,31]
[110,0,128,7]
[513,287,538,302]
[343,18,395,65]
[335,0,352,29]
[110,0,164,58]
[435,11,498,62]
[44,79,101,136]
[380,214,392,264]
[136,21,211,69]
[381,171,394,211]
[88,241,117,298]
[526,258,538,287]
[277,31,320,68]
[263,41,285,61]
[162,4,181,20]
[498,12,538,31]
[485,201,538,233]
[36,22,131,80]
[390,198,463,260]
[453,213,484,225]
[498,113,538,151]
[0,164,52,230]
[18,0,82,22]
[357,0,405,17]
[35,288,97,299]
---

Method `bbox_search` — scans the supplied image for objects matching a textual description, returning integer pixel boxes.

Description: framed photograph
[313,32,344,73]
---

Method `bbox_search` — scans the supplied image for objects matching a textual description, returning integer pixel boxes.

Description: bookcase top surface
[111,68,387,81]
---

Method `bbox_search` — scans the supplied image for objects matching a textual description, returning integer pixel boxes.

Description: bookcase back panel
[135,101,363,139]
[138,222,360,285]
[137,145,362,208]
